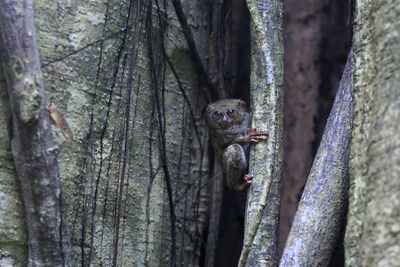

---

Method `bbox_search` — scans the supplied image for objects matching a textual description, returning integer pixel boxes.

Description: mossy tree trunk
[0,0,212,266]
[0,0,75,265]
[345,1,400,266]
[238,0,284,266]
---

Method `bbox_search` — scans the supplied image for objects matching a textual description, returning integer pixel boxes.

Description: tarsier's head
[206,99,247,129]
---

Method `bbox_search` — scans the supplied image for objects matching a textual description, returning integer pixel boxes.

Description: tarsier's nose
[222,115,229,122]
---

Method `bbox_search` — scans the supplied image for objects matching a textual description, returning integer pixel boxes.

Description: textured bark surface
[1,0,212,266]
[0,73,28,266]
[280,53,353,266]
[345,1,400,266]
[238,0,284,266]
[0,0,75,265]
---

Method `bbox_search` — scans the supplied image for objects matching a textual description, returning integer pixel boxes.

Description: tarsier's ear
[236,99,246,110]
[206,104,212,113]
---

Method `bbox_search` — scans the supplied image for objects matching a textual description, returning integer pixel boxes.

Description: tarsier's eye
[213,111,223,119]
[227,109,235,117]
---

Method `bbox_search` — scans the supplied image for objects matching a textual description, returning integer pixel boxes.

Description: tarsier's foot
[248,128,269,143]
[232,174,254,191]
[244,174,254,185]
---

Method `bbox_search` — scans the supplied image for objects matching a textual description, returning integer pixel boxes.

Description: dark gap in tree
[212,0,250,266]
[215,184,247,266]
[329,204,348,267]
[200,225,209,266]
[312,1,352,157]
[230,0,251,103]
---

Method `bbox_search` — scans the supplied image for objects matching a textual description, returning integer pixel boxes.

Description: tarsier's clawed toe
[249,137,268,142]
[250,128,268,134]
[244,174,254,185]
[249,128,269,143]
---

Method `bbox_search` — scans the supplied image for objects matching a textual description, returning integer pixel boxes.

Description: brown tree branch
[0,0,75,265]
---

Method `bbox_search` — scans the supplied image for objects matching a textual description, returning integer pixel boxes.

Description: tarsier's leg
[222,144,250,190]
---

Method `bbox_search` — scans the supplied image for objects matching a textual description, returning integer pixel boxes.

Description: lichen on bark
[345,1,400,266]
[238,0,284,266]
[31,0,210,266]
[0,69,28,267]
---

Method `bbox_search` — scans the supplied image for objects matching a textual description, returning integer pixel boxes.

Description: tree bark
[345,1,400,266]
[0,0,76,266]
[0,72,28,267]
[280,52,353,266]
[1,0,213,266]
[238,0,284,266]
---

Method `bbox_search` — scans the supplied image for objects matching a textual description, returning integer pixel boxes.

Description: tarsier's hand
[247,128,269,143]
[234,128,269,144]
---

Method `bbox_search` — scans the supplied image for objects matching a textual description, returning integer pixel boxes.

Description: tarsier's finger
[250,136,268,142]
[253,135,268,140]
[250,130,269,136]
[244,174,253,180]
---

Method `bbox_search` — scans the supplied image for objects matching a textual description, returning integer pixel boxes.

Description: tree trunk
[0,0,75,265]
[0,72,28,266]
[238,0,284,266]
[345,1,400,266]
[0,0,212,266]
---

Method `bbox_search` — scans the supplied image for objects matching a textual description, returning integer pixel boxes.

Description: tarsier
[206,99,268,190]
